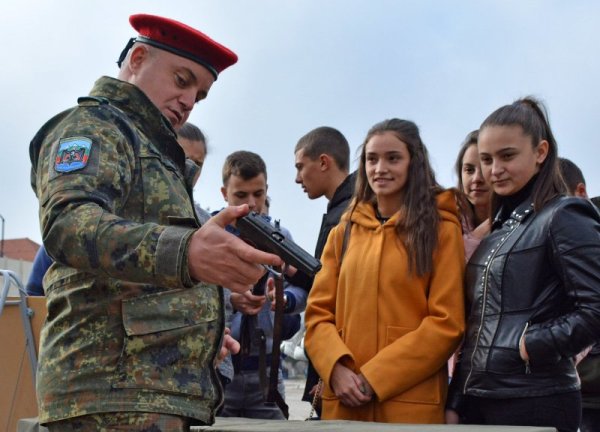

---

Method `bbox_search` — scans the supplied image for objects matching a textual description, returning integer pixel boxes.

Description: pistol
[236,212,322,277]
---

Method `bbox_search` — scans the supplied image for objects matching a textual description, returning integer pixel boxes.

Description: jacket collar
[328,171,356,213]
[493,198,534,230]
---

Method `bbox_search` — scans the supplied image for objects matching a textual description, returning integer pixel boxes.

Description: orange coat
[305,190,465,423]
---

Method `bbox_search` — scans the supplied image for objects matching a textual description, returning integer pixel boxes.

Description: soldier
[29,14,282,431]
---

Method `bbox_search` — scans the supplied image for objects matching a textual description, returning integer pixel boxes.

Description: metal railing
[0,269,38,386]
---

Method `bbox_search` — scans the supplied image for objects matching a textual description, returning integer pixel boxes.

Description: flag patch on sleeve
[54,137,93,173]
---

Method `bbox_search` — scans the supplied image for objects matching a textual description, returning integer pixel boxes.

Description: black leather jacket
[448,195,600,411]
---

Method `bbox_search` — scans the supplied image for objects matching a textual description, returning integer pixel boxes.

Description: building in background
[0,238,40,296]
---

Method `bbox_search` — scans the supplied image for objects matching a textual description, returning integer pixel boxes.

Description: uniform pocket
[113,284,222,396]
[139,153,193,225]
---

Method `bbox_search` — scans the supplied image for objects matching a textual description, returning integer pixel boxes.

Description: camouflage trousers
[46,412,191,432]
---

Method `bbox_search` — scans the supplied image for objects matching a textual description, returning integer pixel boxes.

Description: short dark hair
[222,150,267,185]
[295,126,350,172]
[178,122,207,154]
[558,158,585,195]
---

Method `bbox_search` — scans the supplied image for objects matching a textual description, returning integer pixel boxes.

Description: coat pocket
[386,326,443,405]
[486,316,530,374]
[113,284,222,397]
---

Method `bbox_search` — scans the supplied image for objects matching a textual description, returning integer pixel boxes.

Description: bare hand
[265,277,287,311]
[187,205,283,293]
[357,373,375,399]
[519,334,529,361]
[330,362,372,407]
[284,265,298,277]
[230,290,265,315]
[308,383,323,398]
[575,345,593,366]
[216,327,240,365]
[445,409,460,424]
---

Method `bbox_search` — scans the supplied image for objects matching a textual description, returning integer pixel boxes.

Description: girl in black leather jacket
[446,97,600,432]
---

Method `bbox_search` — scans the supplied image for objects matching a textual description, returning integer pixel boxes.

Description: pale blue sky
[2,0,599,253]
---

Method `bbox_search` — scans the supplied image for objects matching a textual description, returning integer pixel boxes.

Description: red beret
[128,13,238,79]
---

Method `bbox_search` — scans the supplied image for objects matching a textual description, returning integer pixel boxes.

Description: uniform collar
[89,76,185,170]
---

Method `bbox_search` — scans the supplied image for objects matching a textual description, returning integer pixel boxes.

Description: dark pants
[581,407,600,432]
[302,360,322,417]
[46,412,191,432]
[463,391,581,432]
[220,368,286,420]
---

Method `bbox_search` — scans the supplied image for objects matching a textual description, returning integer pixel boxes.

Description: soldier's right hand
[187,204,283,293]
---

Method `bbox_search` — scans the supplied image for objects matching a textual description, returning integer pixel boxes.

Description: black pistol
[236,212,322,277]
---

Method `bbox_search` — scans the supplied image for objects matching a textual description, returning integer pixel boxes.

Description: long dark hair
[353,118,441,276]
[454,130,479,228]
[480,97,566,215]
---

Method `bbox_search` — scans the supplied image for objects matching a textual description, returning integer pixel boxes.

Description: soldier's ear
[128,44,150,74]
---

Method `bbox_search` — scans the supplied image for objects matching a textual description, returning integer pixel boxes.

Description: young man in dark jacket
[559,157,600,432]
[294,126,356,416]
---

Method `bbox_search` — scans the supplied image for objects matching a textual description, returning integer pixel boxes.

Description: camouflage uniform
[29,76,224,425]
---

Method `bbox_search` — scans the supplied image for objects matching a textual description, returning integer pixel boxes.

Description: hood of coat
[436,189,461,228]
[345,189,460,230]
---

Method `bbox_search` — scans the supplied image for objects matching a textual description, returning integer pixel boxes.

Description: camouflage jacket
[29,76,224,425]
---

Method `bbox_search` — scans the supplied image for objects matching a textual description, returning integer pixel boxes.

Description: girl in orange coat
[304,118,465,423]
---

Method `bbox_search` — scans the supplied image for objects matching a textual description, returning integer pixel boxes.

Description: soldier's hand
[230,290,265,315]
[188,204,282,293]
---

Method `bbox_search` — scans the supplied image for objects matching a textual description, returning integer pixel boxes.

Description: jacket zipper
[463,226,519,394]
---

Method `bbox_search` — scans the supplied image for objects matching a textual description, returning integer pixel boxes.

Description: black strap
[254,328,269,401]
[266,269,289,419]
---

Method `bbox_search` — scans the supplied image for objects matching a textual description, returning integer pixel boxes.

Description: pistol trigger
[262,265,283,278]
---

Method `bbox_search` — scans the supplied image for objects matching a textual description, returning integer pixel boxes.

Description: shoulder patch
[54,137,92,173]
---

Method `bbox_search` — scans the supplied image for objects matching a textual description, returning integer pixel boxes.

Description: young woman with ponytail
[446,97,600,432]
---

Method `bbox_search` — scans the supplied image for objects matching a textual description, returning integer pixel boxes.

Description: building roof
[1,238,41,262]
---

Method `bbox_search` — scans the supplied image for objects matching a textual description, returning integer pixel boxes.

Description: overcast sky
[2,0,599,254]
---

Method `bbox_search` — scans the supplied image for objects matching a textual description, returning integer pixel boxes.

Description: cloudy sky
[2,0,599,254]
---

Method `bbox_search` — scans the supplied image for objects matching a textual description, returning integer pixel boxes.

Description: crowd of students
[299,96,599,432]
[184,95,599,432]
